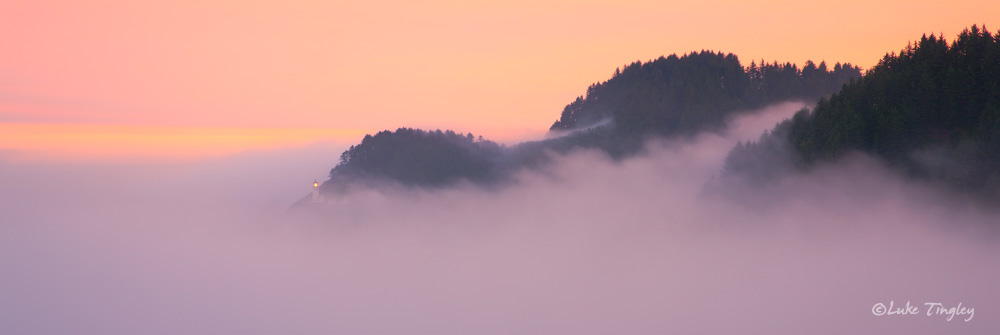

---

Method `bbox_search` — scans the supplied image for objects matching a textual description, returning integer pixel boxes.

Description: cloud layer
[1,103,998,334]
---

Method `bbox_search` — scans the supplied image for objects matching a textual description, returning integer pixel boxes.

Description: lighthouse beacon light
[310,180,325,203]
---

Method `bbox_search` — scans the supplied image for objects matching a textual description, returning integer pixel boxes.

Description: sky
[2,0,998,161]
[3,3,999,333]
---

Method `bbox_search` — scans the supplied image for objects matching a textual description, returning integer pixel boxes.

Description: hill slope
[326,128,506,190]
[321,51,860,191]
[550,51,859,137]
[724,25,1000,193]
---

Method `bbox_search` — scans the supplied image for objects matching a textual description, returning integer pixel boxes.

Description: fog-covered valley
[2,102,997,334]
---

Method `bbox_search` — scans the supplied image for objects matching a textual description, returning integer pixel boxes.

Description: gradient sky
[2,0,998,160]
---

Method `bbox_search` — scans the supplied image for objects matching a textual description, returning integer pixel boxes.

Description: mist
[1,102,998,334]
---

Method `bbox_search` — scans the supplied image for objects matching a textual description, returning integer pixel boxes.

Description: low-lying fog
[1,102,997,334]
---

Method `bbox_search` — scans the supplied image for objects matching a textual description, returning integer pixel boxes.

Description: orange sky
[2,0,998,160]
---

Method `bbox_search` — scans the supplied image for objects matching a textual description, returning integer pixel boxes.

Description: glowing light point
[311,180,325,203]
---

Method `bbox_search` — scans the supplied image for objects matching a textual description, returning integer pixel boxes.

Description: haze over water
[2,103,997,334]
[3,1,1000,333]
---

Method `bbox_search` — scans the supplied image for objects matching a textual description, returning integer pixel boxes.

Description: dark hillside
[724,25,1000,193]
[321,51,860,191]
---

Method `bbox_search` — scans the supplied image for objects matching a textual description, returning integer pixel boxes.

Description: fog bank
[1,103,998,334]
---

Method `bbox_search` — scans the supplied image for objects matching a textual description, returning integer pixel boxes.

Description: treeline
[518,52,860,162]
[322,52,860,190]
[725,25,1000,193]
[327,128,506,189]
[550,51,861,138]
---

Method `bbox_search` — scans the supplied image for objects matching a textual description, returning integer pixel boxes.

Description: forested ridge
[321,51,861,191]
[328,128,505,189]
[550,51,860,137]
[725,25,1000,194]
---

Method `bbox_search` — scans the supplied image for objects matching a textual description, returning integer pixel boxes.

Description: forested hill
[320,51,860,191]
[550,51,861,138]
[327,129,506,190]
[724,25,1000,193]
